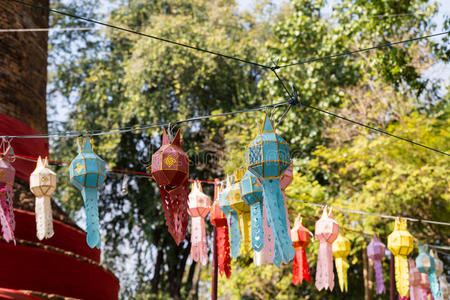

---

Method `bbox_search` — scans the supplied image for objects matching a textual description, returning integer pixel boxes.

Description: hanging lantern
[291,215,312,285]
[247,114,294,265]
[280,163,293,241]
[262,197,277,264]
[416,246,441,300]
[419,273,431,300]
[430,250,443,278]
[315,206,339,291]
[0,145,15,243]
[210,184,231,278]
[229,170,251,254]
[30,156,56,240]
[367,235,386,294]
[219,177,241,258]
[188,181,211,265]
[69,137,107,249]
[150,129,189,245]
[409,259,422,300]
[387,217,414,298]
[332,234,351,292]
[439,275,450,300]
[254,249,269,266]
[240,170,264,252]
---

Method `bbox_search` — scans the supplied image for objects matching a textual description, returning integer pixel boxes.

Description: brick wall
[0,0,49,134]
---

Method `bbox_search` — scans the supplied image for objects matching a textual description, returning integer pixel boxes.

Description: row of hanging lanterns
[0,113,448,299]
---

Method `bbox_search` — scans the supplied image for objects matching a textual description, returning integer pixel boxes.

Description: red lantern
[150,129,189,245]
[210,184,231,278]
[291,215,312,285]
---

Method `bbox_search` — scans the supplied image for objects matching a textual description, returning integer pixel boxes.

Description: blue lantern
[416,246,441,299]
[240,170,264,252]
[69,138,107,249]
[247,114,294,264]
[219,177,241,258]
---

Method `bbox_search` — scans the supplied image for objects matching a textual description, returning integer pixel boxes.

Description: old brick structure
[0,0,49,134]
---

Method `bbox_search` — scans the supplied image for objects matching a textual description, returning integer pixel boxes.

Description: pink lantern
[0,145,15,243]
[188,181,211,265]
[409,259,422,300]
[367,235,386,294]
[314,206,339,291]
[419,273,431,300]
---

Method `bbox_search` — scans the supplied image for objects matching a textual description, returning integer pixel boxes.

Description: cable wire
[0,101,290,139]
[275,31,450,69]
[8,0,271,70]
[286,197,450,227]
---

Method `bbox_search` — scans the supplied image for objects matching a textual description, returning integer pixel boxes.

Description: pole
[211,178,220,300]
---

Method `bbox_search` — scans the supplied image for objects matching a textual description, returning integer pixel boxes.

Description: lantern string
[3,0,449,156]
[286,197,450,227]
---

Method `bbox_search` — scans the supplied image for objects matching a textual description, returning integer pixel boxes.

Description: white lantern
[30,156,56,240]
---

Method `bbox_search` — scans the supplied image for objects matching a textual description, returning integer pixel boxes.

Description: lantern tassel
[0,188,14,243]
[190,217,207,265]
[428,272,441,300]
[250,202,263,252]
[216,226,231,278]
[316,242,335,291]
[292,247,311,285]
[262,200,275,263]
[81,188,101,249]
[160,181,189,245]
[238,212,251,253]
[35,196,54,240]
[373,259,386,294]
[227,212,241,258]
[261,178,294,264]
[394,255,410,297]
[335,257,349,292]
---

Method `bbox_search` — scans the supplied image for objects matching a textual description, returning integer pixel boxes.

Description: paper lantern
[416,246,441,299]
[229,175,251,254]
[387,218,414,298]
[332,234,351,292]
[0,145,15,243]
[291,215,312,285]
[409,259,422,300]
[419,273,431,299]
[315,207,339,291]
[30,156,56,240]
[367,235,386,294]
[150,129,189,245]
[240,170,264,252]
[439,275,450,300]
[431,250,443,277]
[188,181,211,265]
[69,137,107,249]
[247,114,294,265]
[210,184,231,278]
[219,177,240,258]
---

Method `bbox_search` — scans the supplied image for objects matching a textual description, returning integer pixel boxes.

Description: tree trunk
[151,248,164,294]
[363,248,372,300]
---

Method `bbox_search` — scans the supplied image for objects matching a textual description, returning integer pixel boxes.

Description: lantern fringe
[217,226,231,278]
[227,212,241,258]
[35,196,54,240]
[239,212,251,254]
[0,188,14,243]
[261,178,294,265]
[262,200,275,263]
[373,260,386,294]
[190,217,208,265]
[292,247,311,285]
[82,188,101,249]
[394,256,410,298]
[160,180,189,246]
[316,242,334,291]
[250,202,264,252]
[428,272,441,300]
[335,257,349,292]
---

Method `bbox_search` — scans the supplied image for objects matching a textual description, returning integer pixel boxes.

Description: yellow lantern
[387,218,414,298]
[229,169,251,253]
[332,234,351,292]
